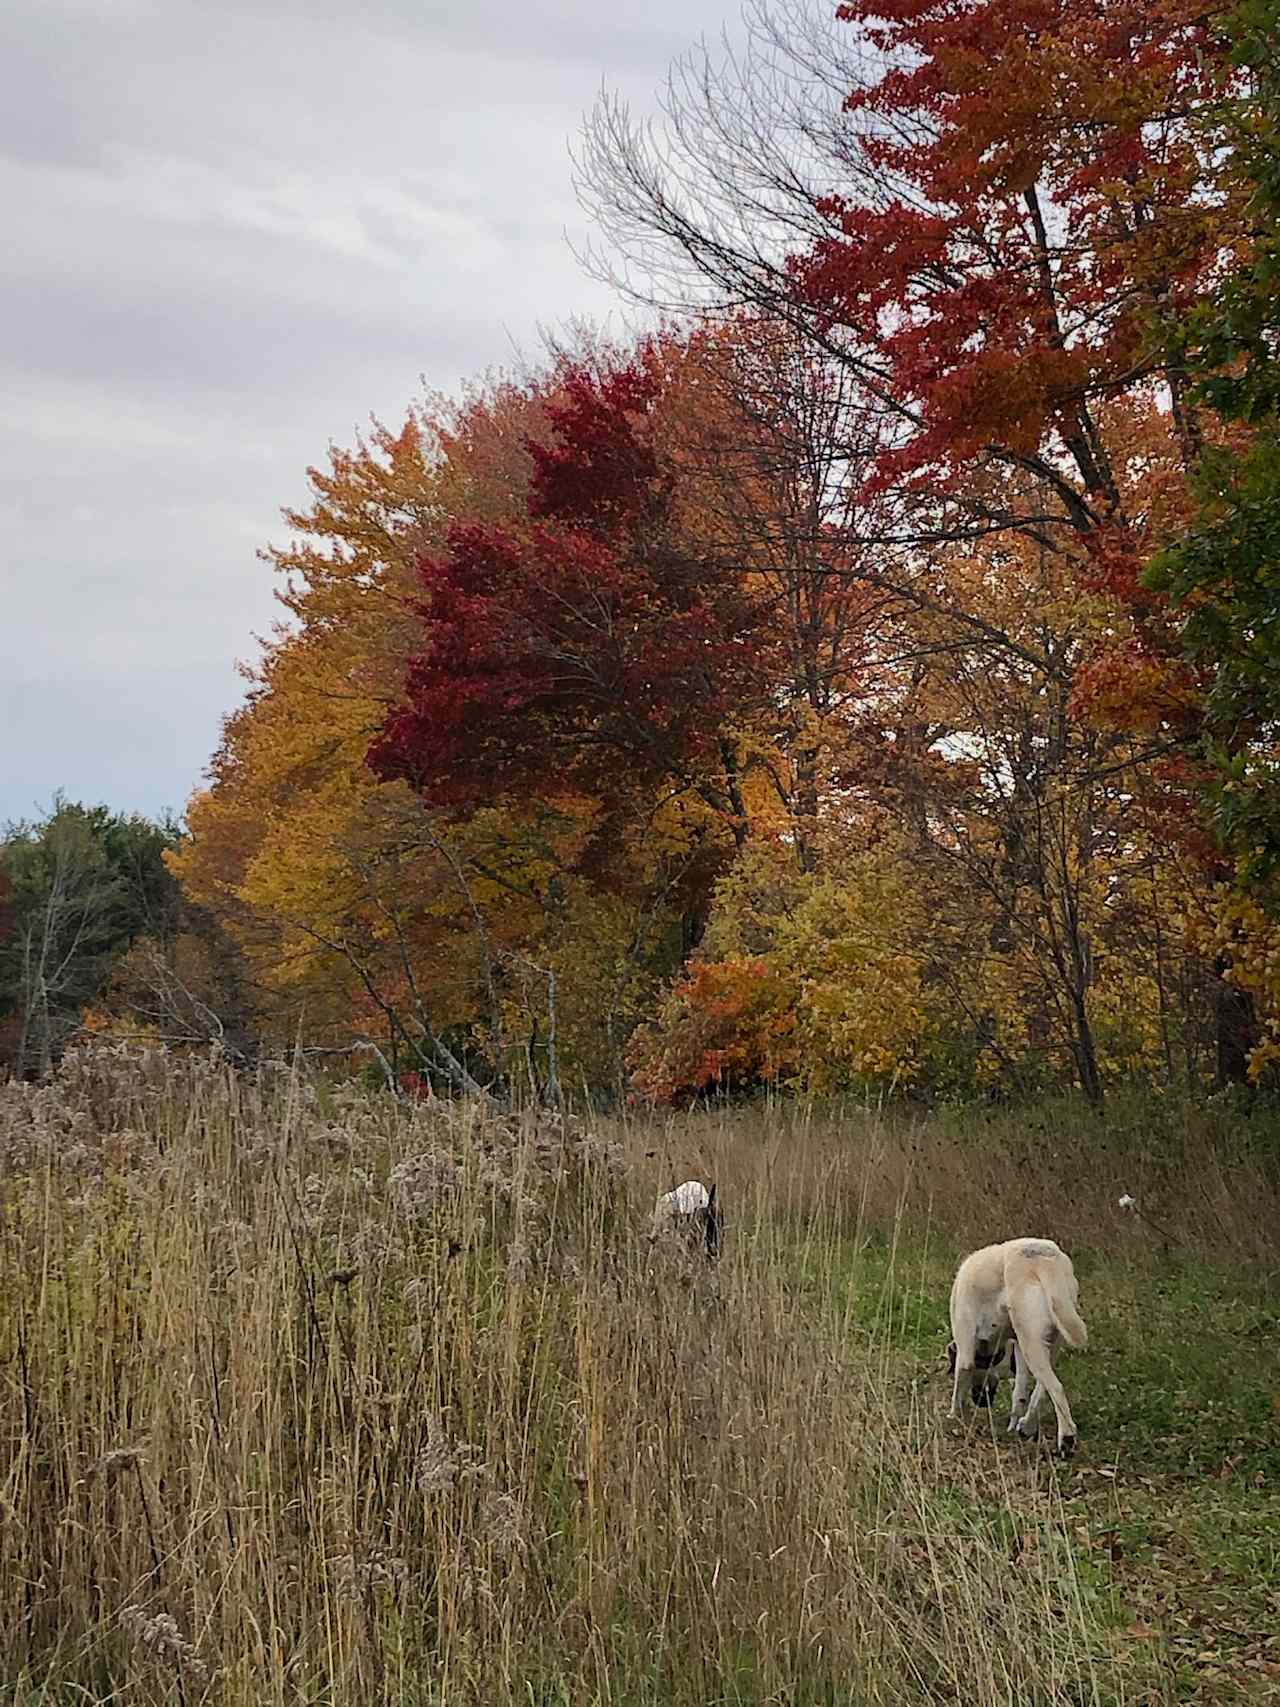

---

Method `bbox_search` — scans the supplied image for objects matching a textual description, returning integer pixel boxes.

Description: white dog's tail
[1040,1262,1088,1350]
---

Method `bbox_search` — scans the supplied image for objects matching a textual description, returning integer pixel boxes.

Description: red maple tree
[367,352,771,827]
[793,0,1235,529]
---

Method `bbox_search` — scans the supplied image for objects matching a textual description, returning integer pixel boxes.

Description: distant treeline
[0,799,251,1077]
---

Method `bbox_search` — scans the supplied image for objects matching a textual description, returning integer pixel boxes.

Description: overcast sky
[1,0,744,827]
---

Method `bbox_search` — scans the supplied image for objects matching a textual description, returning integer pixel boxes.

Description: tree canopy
[58,0,1280,1109]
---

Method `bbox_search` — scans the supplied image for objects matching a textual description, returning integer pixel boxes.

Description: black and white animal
[649,1179,722,1258]
[946,1236,1088,1457]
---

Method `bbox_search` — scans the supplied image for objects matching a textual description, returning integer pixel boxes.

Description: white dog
[947,1237,1088,1457]
[649,1180,721,1257]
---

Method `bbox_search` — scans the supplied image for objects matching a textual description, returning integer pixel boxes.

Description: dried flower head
[329,1546,408,1602]
[95,1445,147,1477]
[481,1490,527,1553]
[416,1419,489,1492]
[119,1605,208,1680]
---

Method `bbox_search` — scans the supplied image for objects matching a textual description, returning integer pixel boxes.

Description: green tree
[0,799,180,1076]
[1149,0,1280,883]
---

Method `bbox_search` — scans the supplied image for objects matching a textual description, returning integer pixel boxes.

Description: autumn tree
[367,350,774,843]
[176,366,747,1094]
[632,458,1223,1106]
[580,0,1239,541]
[629,827,950,1101]
[882,514,1224,1101]
[176,341,1248,1105]
[577,0,1249,805]
[175,397,546,1089]
[653,319,914,865]
[575,0,1272,1089]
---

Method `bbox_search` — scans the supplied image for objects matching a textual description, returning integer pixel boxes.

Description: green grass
[789,1234,1280,1702]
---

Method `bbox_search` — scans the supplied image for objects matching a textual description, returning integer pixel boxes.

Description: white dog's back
[1000,1238,1087,1349]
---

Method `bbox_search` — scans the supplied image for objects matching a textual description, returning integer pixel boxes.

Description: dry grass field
[1,1047,1278,1704]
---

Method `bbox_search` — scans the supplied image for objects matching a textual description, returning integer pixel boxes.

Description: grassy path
[809,1236,1280,1703]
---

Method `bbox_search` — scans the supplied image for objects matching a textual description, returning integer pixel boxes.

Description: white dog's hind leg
[1016,1377,1046,1436]
[1010,1336,1077,1456]
[1006,1341,1032,1434]
[1009,1284,1078,1456]
[948,1331,976,1421]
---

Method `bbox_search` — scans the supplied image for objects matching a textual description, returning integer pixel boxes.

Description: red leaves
[1069,517,1208,755]
[1079,520,1161,609]
[368,353,768,815]
[629,955,799,1103]
[1070,641,1200,738]
[794,0,1235,506]
[528,361,662,530]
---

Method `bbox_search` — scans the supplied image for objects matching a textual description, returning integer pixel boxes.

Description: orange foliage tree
[175,325,1255,1103]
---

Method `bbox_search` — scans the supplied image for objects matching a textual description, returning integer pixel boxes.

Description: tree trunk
[1214,962,1258,1089]
[1069,989,1105,1109]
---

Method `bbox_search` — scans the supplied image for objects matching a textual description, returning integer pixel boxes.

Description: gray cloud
[1,0,741,824]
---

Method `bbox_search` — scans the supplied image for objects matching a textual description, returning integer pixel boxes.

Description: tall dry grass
[624,1089,1280,1270]
[1,1048,1273,1704]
